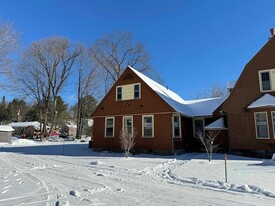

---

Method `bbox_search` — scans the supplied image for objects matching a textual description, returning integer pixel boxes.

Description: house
[222,29,275,156]
[61,123,77,137]
[0,125,14,143]
[8,121,42,138]
[92,66,227,154]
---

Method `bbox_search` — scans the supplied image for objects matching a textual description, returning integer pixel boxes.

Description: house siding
[223,36,275,151]
[92,68,176,154]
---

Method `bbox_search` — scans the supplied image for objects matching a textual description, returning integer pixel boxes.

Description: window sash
[272,112,275,138]
[173,115,181,137]
[123,116,133,135]
[105,117,114,137]
[134,84,140,99]
[143,115,154,137]
[254,112,269,139]
[194,119,204,136]
[261,72,271,91]
[117,87,122,100]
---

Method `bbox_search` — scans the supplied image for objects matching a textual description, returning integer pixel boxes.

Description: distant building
[8,121,41,138]
[61,123,77,137]
[0,125,14,143]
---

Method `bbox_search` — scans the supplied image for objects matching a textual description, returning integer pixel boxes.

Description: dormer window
[116,83,141,101]
[259,69,275,92]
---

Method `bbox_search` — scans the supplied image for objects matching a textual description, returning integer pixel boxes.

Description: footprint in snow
[69,190,81,197]
[1,189,9,194]
[3,185,11,190]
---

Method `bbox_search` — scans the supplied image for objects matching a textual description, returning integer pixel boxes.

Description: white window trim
[259,69,273,92]
[193,118,205,137]
[105,117,115,138]
[142,115,154,138]
[172,114,181,138]
[254,112,270,139]
[122,116,133,134]
[116,86,122,101]
[271,111,275,139]
[134,83,141,99]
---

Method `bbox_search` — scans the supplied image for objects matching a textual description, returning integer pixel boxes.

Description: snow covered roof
[205,118,227,130]
[247,94,275,109]
[8,121,41,129]
[0,125,15,132]
[129,66,227,117]
[227,81,236,90]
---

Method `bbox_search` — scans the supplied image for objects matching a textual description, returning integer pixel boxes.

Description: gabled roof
[247,94,275,109]
[205,118,227,130]
[130,66,227,117]
[0,125,14,132]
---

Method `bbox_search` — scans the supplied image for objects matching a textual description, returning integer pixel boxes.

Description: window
[123,116,133,135]
[193,118,204,137]
[259,69,275,92]
[134,84,140,99]
[173,115,181,138]
[142,115,154,137]
[272,112,275,138]
[261,72,271,91]
[117,86,122,101]
[116,83,141,101]
[254,112,269,139]
[105,117,115,137]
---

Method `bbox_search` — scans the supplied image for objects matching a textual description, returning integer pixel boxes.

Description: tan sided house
[92,66,227,154]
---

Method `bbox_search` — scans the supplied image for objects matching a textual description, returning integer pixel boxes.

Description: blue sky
[1,0,275,104]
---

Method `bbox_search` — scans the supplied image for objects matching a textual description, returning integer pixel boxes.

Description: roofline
[223,35,275,111]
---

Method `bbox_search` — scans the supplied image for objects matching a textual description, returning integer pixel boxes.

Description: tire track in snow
[0,153,54,206]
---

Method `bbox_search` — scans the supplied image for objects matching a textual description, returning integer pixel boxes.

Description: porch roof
[205,118,227,130]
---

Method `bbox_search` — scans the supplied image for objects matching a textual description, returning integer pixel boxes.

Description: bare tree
[15,37,81,138]
[75,48,98,139]
[196,130,219,161]
[89,31,154,94]
[193,83,227,99]
[0,18,19,87]
[119,128,137,158]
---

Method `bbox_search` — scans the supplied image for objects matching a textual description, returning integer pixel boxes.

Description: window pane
[117,87,122,100]
[173,116,180,137]
[106,118,114,137]
[194,119,204,135]
[255,113,268,138]
[134,84,140,99]
[124,117,133,134]
[273,113,275,137]
[261,72,271,91]
[144,116,153,136]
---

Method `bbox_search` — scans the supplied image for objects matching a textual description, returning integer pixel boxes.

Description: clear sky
[1,0,275,104]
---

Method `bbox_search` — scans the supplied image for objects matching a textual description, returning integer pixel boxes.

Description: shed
[0,125,14,143]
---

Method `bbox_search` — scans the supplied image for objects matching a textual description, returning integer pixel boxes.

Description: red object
[51,131,60,136]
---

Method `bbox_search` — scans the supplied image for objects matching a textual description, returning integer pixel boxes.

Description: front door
[123,116,133,134]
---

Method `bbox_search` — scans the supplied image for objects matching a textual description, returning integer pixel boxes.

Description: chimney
[270,28,275,37]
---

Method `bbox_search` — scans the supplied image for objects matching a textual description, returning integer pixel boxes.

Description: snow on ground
[0,141,275,205]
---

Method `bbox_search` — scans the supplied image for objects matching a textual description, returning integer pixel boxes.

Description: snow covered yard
[0,140,275,205]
